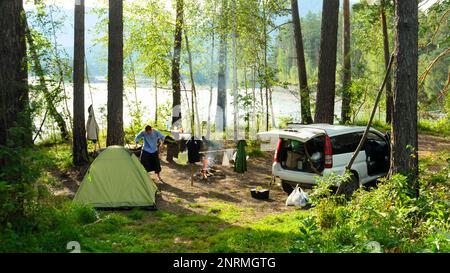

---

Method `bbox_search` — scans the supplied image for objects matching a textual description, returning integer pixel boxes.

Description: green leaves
[294,170,450,252]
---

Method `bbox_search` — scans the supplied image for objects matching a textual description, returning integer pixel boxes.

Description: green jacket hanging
[234,140,247,174]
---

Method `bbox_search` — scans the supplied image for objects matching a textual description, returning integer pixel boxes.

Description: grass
[70,148,449,253]
[246,140,268,158]
[0,140,308,253]
[80,199,304,253]
[354,117,450,138]
[74,203,307,253]
[417,118,450,138]
[1,133,448,253]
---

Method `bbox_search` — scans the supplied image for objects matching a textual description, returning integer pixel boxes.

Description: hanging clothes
[186,137,202,163]
[179,137,188,153]
[86,105,99,143]
[234,140,247,174]
[165,135,179,161]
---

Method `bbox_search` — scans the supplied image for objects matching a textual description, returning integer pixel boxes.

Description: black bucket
[250,189,270,200]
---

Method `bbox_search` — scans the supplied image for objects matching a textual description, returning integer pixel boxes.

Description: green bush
[291,172,450,253]
[73,204,99,225]
[277,115,294,129]
[0,146,42,227]
[0,201,83,252]
[246,140,267,158]
[418,117,450,137]
[354,116,450,138]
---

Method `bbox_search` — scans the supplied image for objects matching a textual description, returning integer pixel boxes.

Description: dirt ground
[418,134,450,157]
[51,134,449,218]
[155,152,295,217]
[51,147,297,218]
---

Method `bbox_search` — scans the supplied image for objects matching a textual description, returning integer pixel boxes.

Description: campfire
[195,155,226,181]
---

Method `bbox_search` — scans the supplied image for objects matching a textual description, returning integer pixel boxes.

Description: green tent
[74,146,157,209]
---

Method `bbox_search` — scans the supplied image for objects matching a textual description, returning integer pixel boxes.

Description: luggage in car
[285,151,302,170]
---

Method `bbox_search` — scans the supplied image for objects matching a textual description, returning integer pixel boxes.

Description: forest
[0,0,449,254]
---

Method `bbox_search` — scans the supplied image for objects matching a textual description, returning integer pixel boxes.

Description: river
[34,79,343,141]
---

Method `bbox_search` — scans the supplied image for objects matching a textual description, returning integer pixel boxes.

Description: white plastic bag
[286,185,308,207]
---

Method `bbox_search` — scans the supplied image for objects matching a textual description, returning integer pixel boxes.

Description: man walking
[135,125,165,183]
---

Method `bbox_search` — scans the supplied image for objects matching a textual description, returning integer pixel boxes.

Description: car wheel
[281,180,295,194]
[341,173,359,199]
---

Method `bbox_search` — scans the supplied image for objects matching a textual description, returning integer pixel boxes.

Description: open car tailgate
[277,128,326,142]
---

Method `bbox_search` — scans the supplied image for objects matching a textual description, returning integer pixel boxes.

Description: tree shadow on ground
[81,200,302,253]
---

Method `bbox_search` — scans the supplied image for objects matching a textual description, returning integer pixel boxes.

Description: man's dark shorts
[140,150,162,173]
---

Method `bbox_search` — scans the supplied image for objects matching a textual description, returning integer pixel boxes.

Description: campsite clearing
[37,134,449,252]
[53,145,299,221]
[51,133,449,221]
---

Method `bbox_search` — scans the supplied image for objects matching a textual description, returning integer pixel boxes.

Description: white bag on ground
[286,185,308,207]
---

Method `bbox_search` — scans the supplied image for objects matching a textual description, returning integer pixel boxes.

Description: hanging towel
[86,105,99,142]
[222,151,230,166]
[234,140,247,174]
[186,137,202,163]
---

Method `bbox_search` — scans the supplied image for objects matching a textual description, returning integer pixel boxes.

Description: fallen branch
[422,8,450,49]
[437,71,450,102]
[267,20,292,34]
[419,47,450,88]
[32,108,49,143]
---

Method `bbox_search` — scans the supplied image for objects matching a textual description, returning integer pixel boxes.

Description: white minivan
[270,124,390,194]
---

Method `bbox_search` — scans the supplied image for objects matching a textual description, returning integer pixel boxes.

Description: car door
[329,132,368,180]
[365,131,390,176]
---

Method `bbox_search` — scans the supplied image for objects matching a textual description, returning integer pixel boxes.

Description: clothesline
[199,148,235,154]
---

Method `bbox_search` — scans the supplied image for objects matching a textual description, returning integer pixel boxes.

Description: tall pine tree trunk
[291,0,313,124]
[171,0,184,127]
[315,0,339,124]
[73,0,88,165]
[390,0,419,185]
[381,0,393,124]
[216,0,228,136]
[0,0,30,147]
[341,0,352,124]
[107,0,124,146]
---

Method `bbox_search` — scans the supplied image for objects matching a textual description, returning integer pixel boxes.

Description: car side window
[367,132,385,142]
[365,132,389,154]
[331,133,362,155]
